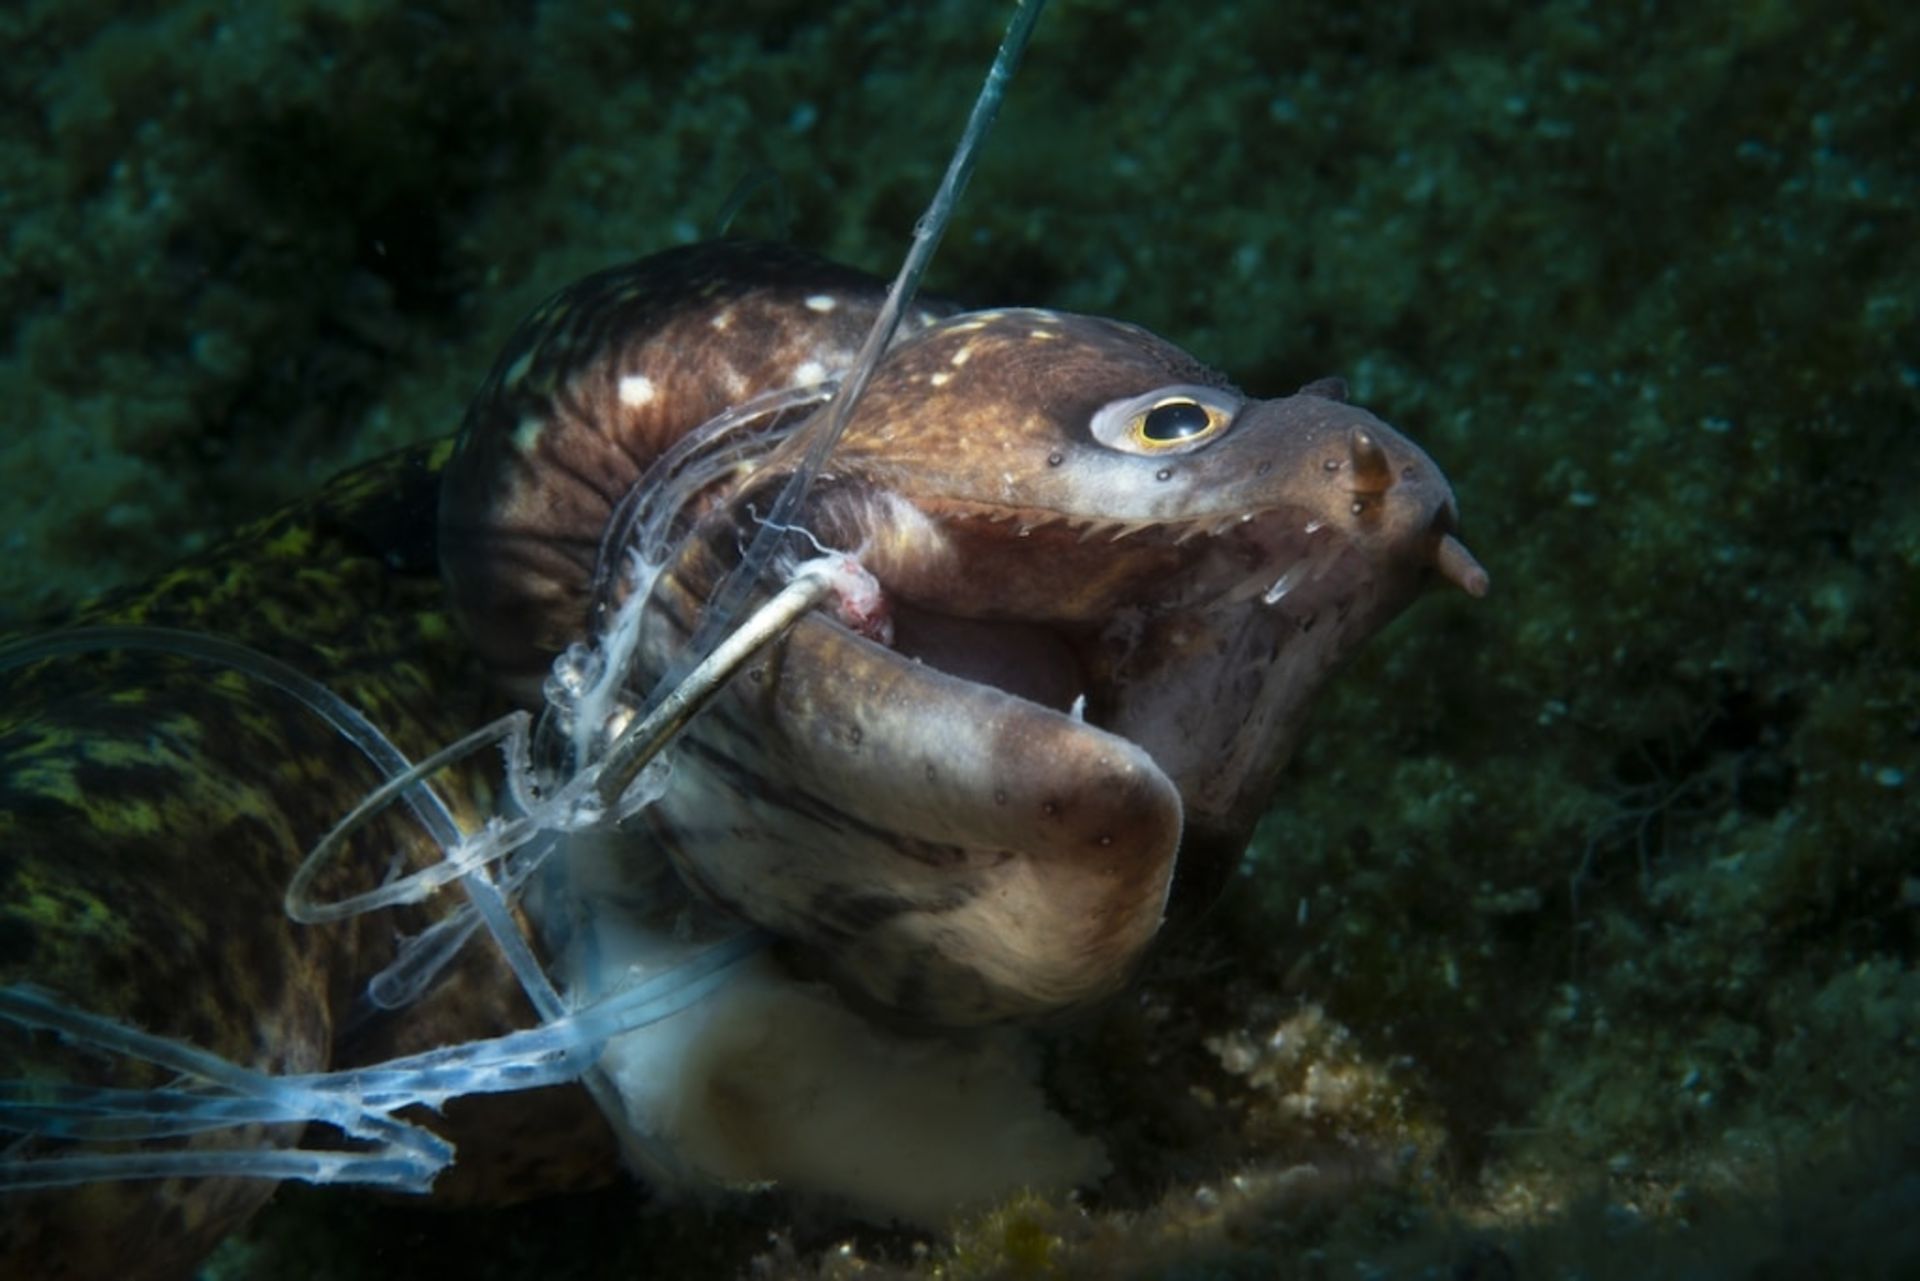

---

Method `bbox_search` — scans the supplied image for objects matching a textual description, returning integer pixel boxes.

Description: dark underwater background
[3,0,1916,1276]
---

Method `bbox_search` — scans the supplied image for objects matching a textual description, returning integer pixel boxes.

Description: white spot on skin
[619,374,657,408]
[793,360,827,386]
[930,371,952,388]
[1029,328,1059,341]
[512,416,543,453]
[805,294,838,313]
[950,345,974,367]
[855,491,955,579]
[711,308,734,332]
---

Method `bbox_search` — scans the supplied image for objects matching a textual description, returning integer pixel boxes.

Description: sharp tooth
[1108,521,1153,543]
[1174,522,1207,546]
[1263,562,1308,605]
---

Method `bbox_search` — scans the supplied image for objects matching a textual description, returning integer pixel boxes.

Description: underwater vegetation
[3,0,1917,1277]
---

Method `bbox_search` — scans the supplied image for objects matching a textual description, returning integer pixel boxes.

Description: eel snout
[1218,385,1489,615]
[1336,420,1489,600]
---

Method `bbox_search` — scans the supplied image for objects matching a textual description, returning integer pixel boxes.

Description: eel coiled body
[0,448,615,1279]
[2,238,1482,1277]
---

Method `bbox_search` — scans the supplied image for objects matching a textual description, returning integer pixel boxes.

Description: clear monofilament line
[593,568,837,806]
[0,626,457,846]
[648,0,1050,698]
[0,626,563,1013]
[0,0,1059,1201]
[0,928,760,1191]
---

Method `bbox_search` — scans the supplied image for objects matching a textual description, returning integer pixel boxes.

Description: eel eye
[1091,384,1242,456]
[1142,400,1212,442]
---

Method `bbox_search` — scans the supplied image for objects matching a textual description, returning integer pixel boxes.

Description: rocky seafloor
[4,0,1916,1276]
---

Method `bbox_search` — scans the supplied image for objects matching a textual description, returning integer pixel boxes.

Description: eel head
[649,306,1486,1026]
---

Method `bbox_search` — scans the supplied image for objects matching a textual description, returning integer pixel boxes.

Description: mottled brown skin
[440,241,950,688]
[444,240,1481,1026]
[0,446,614,1280]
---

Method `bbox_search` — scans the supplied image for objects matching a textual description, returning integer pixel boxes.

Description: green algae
[5,0,1917,1276]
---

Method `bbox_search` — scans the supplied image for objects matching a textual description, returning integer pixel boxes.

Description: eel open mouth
[816,413,1489,926]
[671,412,1489,1028]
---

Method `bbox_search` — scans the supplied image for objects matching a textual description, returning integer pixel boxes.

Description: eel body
[0,446,615,1278]
[1,239,1482,1278]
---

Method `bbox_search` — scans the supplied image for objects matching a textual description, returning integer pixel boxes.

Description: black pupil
[1142,401,1212,442]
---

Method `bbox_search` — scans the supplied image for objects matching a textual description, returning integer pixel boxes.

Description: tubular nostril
[1435,532,1491,598]
[1348,427,1393,494]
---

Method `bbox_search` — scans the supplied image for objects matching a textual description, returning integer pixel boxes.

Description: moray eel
[443,239,1485,1026]
[1,239,1482,1277]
